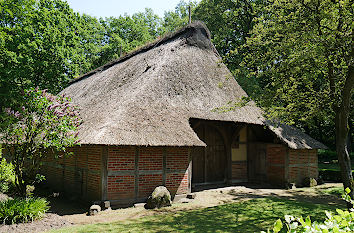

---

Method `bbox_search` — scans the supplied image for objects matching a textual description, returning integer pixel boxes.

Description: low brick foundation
[267,144,286,186]
[265,145,318,186]
[288,149,318,185]
[41,145,191,206]
[107,146,190,206]
[41,145,103,202]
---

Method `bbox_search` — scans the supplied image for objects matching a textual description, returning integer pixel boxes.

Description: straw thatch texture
[266,121,327,149]
[61,22,326,149]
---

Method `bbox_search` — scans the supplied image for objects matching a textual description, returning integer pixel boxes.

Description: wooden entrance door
[248,143,267,182]
[192,124,226,184]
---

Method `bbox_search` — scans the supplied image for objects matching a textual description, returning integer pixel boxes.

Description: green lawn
[319,186,343,197]
[49,197,340,233]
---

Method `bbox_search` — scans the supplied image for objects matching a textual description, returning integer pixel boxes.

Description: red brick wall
[107,147,135,200]
[107,175,135,200]
[288,149,318,185]
[266,144,286,185]
[41,145,102,202]
[139,147,163,170]
[42,145,191,204]
[231,161,247,180]
[106,146,190,204]
[166,147,189,195]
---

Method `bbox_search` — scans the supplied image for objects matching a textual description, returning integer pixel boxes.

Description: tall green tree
[162,0,197,33]
[97,8,163,66]
[193,0,264,97]
[243,0,353,201]
[0,0,104,110]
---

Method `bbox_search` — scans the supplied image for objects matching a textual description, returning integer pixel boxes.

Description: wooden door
[192,124,226,184]
[192,126,205,183]
[248,143,267,182]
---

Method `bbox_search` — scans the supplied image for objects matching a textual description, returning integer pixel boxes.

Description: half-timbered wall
[106,146,191,207]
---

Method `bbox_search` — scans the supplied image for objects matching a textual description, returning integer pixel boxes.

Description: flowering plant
[1,88,81,196]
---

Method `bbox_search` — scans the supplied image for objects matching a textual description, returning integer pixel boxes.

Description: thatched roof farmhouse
[41,22,326,206]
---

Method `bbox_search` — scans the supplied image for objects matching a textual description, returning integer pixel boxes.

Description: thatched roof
[61,22,326,149]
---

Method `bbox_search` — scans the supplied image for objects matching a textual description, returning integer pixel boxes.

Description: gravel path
[0,214,73,233]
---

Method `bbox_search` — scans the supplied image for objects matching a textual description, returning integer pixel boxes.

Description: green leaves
[267,189,354,232]
[1,88,81,196]
[273,219,283,233]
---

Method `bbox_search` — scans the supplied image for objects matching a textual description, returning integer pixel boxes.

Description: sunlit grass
[49,197,339,233]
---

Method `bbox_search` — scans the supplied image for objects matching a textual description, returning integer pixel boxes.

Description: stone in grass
[144,186,172,209]
[89,204,101,216]
[302,177,317,187]
[187,193,196,199]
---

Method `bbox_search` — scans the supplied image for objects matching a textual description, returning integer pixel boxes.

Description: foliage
[266,188,354,233]
[0,155,15,193]
[243,0,353,122]
[97,8,163,66]
[0,197,49,224]
[162,1,198,33]
[193,0,266,99]
[49,197,337,233]
[0,0,105,110]
[241,0,354,197]
[0,88,81,196]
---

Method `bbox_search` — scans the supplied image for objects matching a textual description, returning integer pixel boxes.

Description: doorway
[191,123,227,184]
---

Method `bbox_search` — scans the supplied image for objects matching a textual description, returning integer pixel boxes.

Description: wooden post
[134,147,139,201]
[188,6,191,24]
[188,148,192,193]
[285,148,289,183]
[101,146,108,201]
[162,148,167,186]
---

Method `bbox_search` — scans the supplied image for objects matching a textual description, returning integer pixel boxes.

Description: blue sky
[65,0,197,18]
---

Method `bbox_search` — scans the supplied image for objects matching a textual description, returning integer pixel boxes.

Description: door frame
[191,121,229,186]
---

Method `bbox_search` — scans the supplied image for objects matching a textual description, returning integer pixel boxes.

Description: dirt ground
[0,183,345,233]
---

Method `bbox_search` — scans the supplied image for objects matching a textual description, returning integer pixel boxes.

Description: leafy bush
[1,88,81,196]
[0,156,15,193]
[318,150,354,162]
[319,169,347,182]
[0,197,49,224]
[265,188,354,232]
[318,150,338,162]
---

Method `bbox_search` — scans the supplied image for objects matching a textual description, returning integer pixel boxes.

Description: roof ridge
[69,21,214,85]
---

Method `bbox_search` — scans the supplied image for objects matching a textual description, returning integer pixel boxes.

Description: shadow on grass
[227,186,345,208]
[61,197,339,233]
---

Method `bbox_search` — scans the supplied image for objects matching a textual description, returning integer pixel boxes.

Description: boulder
[187,193,196,199]
[144,186,172,209]
[89,204,101,216]
[302,177,317,187]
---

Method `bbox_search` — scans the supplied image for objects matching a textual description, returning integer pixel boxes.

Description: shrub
[319,169,354,182]
[0,156,15,193]
[0,197,49,224]
[265,188,354,232]
[1,88,81,196]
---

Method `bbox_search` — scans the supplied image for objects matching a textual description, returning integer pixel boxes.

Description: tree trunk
[336,58,354,208]
[336,109,353,208]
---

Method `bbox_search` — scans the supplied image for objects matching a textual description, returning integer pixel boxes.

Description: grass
[318,186,343,197]
[49,197,339,233]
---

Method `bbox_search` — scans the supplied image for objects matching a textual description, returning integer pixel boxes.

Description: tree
[0,0,105,110]
[193,0,265,96]
[1,88,81,196]
[97,8,163,66]
[162,0,198,33]
[243,0,353,202]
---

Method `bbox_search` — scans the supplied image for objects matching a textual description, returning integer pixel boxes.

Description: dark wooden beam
[163,148,167,186]
[134,147,139,202]
[101,146,108,201]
